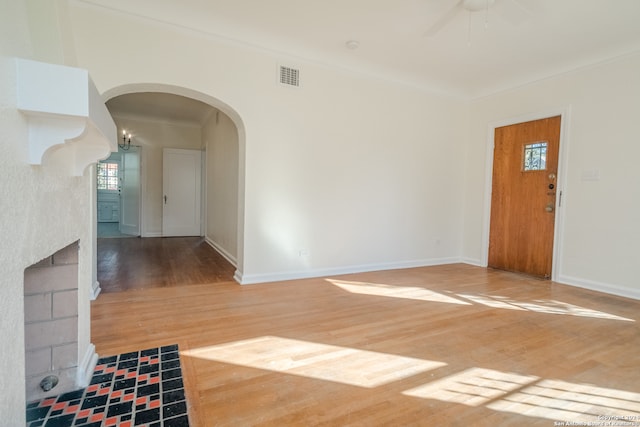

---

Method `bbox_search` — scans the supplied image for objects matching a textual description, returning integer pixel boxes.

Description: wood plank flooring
[97,237,236,292]
[92,244,640,426]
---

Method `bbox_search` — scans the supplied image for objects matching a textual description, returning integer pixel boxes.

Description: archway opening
[93,85,245,293]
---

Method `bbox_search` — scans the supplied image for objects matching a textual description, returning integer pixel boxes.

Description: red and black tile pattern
[26,344,189,427]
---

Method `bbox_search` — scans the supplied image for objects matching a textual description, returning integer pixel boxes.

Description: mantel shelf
[16,59,117,176]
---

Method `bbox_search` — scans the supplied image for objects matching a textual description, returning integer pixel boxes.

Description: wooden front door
[488,116,561,278]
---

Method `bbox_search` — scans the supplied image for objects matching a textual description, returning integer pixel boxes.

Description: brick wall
[24,241,79,402]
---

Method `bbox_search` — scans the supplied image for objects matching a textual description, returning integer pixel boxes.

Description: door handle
[545,203,554,213]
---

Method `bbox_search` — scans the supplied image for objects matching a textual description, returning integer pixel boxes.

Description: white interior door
[119,147,141,236]
[162,148,202,237]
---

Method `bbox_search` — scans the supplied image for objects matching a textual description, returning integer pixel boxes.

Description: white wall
[463,53,640,298]
[203,111,239,263]
[0,1,94,424]
[69,3,468,283]
[110,115,202,236]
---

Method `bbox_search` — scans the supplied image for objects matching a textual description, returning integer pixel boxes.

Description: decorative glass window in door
[97,162,119,190]
[523,142,547,171]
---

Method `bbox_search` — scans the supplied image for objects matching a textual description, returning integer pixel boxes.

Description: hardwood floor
[92,248,640,426]
[97,237,236,292]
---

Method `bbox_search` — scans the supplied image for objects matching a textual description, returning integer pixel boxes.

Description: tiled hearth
[26,344,190,427]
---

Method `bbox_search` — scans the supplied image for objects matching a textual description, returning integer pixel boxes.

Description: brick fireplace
[24,241,80,402]
[0,55,117,425]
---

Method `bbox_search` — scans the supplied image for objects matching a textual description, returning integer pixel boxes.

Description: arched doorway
[92,85,245,293]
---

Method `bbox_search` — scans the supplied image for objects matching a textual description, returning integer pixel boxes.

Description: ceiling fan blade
[424,0,463,37]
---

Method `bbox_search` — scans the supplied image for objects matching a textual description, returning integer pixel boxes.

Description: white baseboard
[204,237,237,267]
[460,257,485,267]
[237,257,461,285]
[233,258,639,302]
[233,270,243,284]
[143,231,163,238]
[90,281,101,300]
[77,343,98,388]
[557,274,640,301]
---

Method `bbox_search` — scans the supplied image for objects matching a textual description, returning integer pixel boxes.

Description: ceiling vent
[279,65,300,87]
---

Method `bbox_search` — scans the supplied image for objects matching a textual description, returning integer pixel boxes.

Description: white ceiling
[106,92,215,126]
[85,0,640,105]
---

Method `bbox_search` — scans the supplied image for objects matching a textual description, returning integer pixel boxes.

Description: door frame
[481,106,572,281]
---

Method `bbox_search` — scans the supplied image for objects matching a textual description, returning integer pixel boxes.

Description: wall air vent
[279,65,300,87]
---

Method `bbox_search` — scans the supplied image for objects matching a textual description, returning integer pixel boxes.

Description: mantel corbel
[16,59,117,176]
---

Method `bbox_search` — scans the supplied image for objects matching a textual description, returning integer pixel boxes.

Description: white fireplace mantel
[16,59,117,176]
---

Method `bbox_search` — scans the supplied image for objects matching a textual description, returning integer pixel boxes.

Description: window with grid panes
[97,162,119,191]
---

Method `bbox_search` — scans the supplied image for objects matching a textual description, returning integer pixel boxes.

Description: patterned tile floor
[26,344,190,427]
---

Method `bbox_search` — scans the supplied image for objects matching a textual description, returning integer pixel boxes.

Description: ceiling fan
[424,0,533,37]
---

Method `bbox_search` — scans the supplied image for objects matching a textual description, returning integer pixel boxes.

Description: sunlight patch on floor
[457,294,527,311]
[183,336,446,388]
[326,280,633,322]
[402,367,539,407]
[184,337,640,423]
[487,378,640,422]
[456,294,634,322]
[327,279,470,305]
[403,367,640,423]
